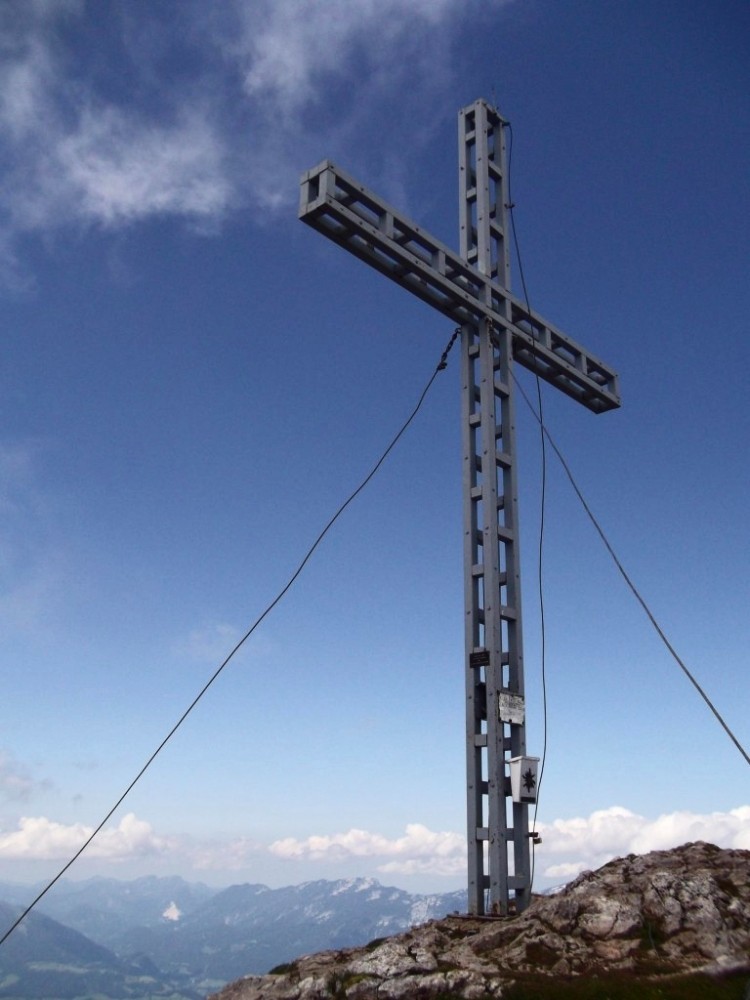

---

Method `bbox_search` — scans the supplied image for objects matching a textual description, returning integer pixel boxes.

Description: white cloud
[0,0,519,286]
[267,806,750,882]
[234,0,462,114]
[1,805,745,882]
[0,18,54,141]
[270,823,465,876]
[537,805,750,879]
[0,813,171,861]
[54,107,231,227]
[544,860,591,880]
[4,91,231,233]
[378,855,465,877]
[221,0,515,208]
[0,2,230,258]
[630,806,750,853]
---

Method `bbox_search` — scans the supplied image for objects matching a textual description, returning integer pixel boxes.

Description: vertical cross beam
[460,100,530,915]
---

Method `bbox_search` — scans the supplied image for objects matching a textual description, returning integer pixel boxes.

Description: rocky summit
[209,842,750,999]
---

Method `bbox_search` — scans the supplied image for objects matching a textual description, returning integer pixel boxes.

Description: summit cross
[299,99,620,915]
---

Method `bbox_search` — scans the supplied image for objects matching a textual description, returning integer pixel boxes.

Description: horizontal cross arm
[300,160,620,414]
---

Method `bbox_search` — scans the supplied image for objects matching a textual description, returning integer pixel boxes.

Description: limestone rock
[209,842,750,1000]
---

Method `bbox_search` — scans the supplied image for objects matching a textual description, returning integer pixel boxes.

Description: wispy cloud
[270,823,465,876]
[0,441,63,633]
[172,620,275,667]
[232,0,467,115]
[173,621,243,664]
[186,835,265,872]
[54,107,231,227]
[1,5,231,240]
[0,749,40,802]
[0,556,62,634]
[0,0,516,286]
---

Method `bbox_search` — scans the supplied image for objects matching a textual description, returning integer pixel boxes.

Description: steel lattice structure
[299,99,620,914]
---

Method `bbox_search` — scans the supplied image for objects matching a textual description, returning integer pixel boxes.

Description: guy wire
[504,118,549,893]
[0,327,461,948]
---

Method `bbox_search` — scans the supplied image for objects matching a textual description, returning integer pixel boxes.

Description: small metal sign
[498,691,525,725]
[469,650,491,668]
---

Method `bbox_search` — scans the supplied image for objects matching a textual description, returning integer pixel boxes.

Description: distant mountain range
[0,875,466,999]
[0,898,199,999]
[208,844,750,1000]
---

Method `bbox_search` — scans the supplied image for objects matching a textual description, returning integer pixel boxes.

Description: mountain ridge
[0,874,467,998]
[0,900,199,999]
[115,875,466,984]
[209,842,750,1000]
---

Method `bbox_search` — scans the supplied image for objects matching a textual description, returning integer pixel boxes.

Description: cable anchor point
[437,327,461,371]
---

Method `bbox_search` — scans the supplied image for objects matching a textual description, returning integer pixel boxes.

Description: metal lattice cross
[299,99,620,914]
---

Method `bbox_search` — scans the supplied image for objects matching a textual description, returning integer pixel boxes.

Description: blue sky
[0,0,748,897]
